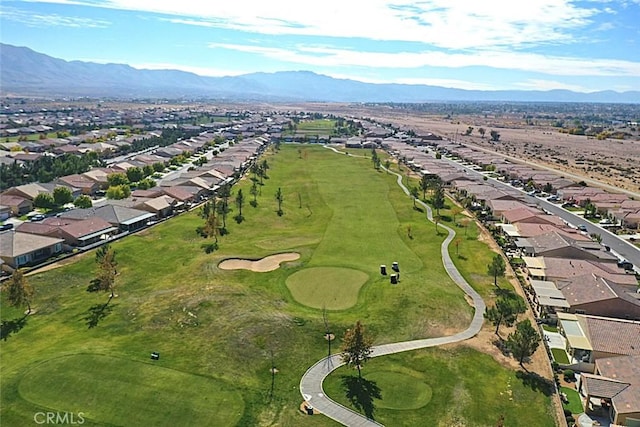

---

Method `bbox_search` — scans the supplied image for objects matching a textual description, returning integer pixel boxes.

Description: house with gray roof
[0,230,64,270]
[60,204,155,233]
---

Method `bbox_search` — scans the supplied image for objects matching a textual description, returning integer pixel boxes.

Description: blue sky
[1,0,639,92]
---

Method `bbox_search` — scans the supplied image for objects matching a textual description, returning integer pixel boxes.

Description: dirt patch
[218,253,300,272]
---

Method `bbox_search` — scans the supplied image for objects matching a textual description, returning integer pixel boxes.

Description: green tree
[464,126,473,135]
[384,160,391,172]
[490,130,501,142]
[217,185,231,232]
[152,162,165,173]
[126,166,144,183]
[143,164,154,177]
[2,269,34,314]
[136,178,156,190]
[106,185,131,200]
[478,127,486,138]
[107,173,129,187]
[275,187,284,216]
[53,186,73,207]
[74,194,93,209]
[487,254,506,287]
[94,245,118,302]
[506,319,541,368]
[484,294,526,336]
[341,320,373,378]
[33,192,55,209]
[410,186,419,209]
[249,181,259,207]
[235,189,245,223]
[419,175,430,200]
[431,184,446,215]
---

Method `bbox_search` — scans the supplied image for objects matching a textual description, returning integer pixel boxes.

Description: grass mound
[368,371,433,410]
[286,267,369,309]
[19,354,244,426]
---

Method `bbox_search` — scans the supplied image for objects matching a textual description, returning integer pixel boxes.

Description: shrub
[563,369,575,381]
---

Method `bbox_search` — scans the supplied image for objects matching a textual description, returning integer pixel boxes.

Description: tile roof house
[56,174,100,195]
[579,355,640,425]
[17,217,118,247]
[0,230,64,269]
[558,313,640,371]
[0,194,32,216]
[524,257,638,286]
[516,231,618,262]
[60,204,155,233]
[554,274,640,320]
[514,223,591,241]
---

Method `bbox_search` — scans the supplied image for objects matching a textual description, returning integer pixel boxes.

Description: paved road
[438,154,640,273]
[299,147,486,426]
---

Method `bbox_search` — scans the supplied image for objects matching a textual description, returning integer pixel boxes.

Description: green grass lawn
[543,324,558,333]
[1,145,554,426]
[18,354,243,426]
[561,386,584,415]
[323,347,556,427]
[286,267,369,309]
[551,348,570,364]
[295,119,336,134]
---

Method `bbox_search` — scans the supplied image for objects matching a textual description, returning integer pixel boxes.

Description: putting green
[286,267,368,309]
[368,371,433,410]
[18,354,244,426]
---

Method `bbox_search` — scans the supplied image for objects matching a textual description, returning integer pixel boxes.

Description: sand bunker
[218,253,300,272]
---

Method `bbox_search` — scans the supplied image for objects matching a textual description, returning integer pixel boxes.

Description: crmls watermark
[33,412,85,425]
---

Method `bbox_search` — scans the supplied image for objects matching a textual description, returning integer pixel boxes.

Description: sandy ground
[218,253,300,272]
[374,111,640,195]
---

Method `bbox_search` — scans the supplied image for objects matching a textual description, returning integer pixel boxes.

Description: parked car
[0,223,14,231]
[30,214,46,222]
[577,224,587,232]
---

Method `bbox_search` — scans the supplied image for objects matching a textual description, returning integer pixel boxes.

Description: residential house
[557,313,640,374]
[60,204,155,233]
[522,257,637,286]
[0,194,32,216]
[0,230,64,269]
[579,355,640,426]
[17,217,118,247]
[57,174,100,196]
[516,231,617,262]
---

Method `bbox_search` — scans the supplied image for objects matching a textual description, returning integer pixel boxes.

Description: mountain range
[1,43,638,103]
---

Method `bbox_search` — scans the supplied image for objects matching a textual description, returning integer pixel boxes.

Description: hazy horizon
[1,0,639,93]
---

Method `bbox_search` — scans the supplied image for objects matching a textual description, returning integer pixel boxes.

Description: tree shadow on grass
[0,316,28,341]
[341,375,382,420]
[516,370,555,397]
[84,302,116,329]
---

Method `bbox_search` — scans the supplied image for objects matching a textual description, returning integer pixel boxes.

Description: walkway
[299,147,486,426]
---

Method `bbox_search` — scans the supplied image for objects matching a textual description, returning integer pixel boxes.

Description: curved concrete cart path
[299,147,486,426]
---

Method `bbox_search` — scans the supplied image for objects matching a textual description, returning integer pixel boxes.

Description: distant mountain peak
[1,43,638,103]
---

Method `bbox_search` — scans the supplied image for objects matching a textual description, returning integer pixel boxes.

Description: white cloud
[0,5,110,28]
[207,42,640,77]
[19,0,604,49]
